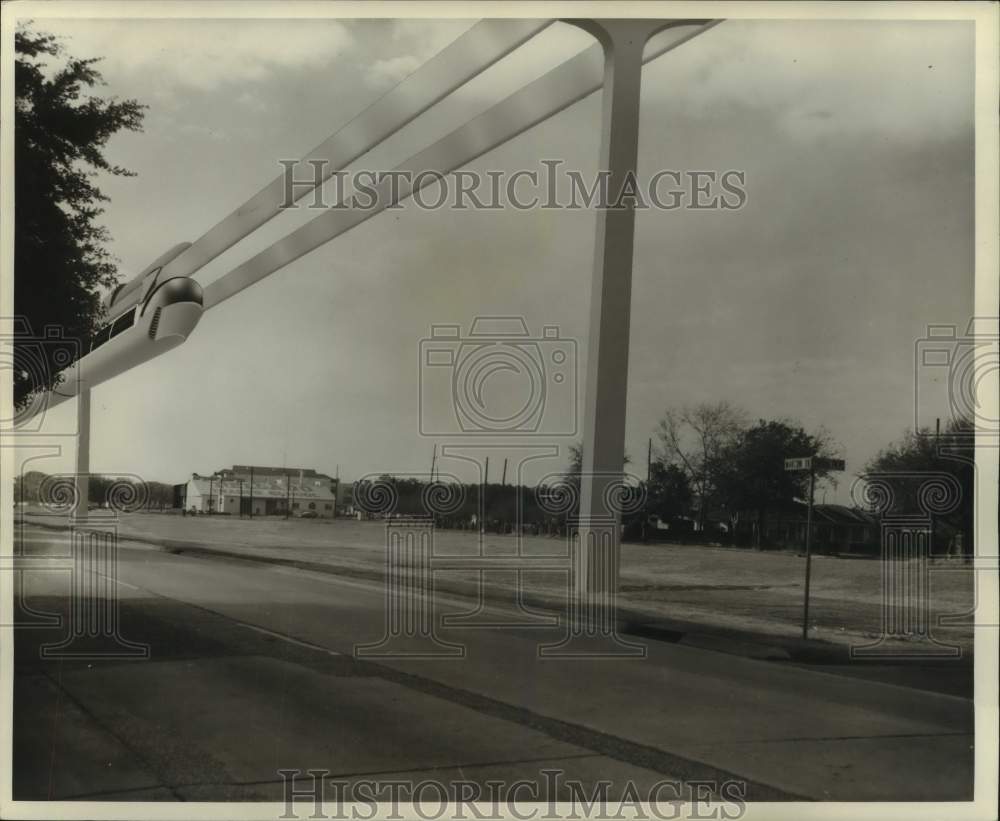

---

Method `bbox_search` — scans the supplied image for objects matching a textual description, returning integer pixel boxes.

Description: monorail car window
[109,307,136,340]
[90,324,112,352]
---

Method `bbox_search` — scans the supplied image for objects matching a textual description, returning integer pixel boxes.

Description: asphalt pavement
[11,523,975,803]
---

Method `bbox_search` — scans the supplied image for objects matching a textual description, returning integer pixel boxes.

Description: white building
[182,466,338,517]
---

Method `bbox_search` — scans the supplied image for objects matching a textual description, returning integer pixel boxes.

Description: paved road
[11,523,974,804]
[18,509,977,657]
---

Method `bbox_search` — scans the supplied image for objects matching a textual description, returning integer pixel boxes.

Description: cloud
[235,90,267,112]
[38,18,355,91]
[658,19,974,141]
[361,19,473,89]
[366,55,422,88]
[387,19,474,55]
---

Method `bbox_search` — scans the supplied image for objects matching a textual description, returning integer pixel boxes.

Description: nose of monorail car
[21,248,204,422]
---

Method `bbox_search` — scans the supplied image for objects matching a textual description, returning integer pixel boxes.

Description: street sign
[783,453,846,640]
[784,456,845,472]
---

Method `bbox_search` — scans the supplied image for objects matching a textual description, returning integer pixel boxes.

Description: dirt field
[20,509,977,655]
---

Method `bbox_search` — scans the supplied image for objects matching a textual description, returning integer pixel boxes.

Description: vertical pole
[286,473,291,519]
[501,457,509,534]
[249,466,254,519]
[209,475,214,515]
[239,479,244,518]
[802,464,816,639]
[574,21,647,594]
[643,436,652,543]
[540,18,680,656]
[75,388,91,521]
[933,417,940,553]
[482,456,489,534]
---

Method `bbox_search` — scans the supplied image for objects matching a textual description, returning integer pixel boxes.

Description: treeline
[863,416,974,551]
[351,476,641,537]
[351,400,840,542]
[355,401,975,550]
[643,401,971,548]
[14,471,175,511]
[654,401,839,544]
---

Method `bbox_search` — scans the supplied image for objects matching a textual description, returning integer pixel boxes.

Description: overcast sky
[16,16,975,497]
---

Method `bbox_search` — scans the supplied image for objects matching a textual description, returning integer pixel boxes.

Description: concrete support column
[75,387,91,521]
[563,20,695,651]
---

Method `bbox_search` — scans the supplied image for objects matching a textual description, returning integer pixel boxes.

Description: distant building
[737,503,879,554]
[181,466,339,517]
[335,480,355,515]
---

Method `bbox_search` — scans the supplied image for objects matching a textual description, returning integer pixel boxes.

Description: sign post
[802,463,816,640]
[785,456,845,639]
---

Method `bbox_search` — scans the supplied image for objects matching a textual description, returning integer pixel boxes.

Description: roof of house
[188,473,336,501]
[780,503,877,526]
[812,504,878,526]
[225,465,328,478]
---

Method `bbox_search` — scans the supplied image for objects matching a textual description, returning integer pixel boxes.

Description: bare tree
[656,401,747,531]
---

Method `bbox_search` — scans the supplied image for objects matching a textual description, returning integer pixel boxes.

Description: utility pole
[239,479,244,518]
[249,466,254,519]
[802,463,816,640]
[333,464,340,519]
[933,417,940,551]
[285,473,291,520]
[643,436,652,543]
[208,474,214,515]
[501,457,509,535]
[482,456,489,534]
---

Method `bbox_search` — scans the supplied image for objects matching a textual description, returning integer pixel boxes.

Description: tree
[14,470,174,510]
[716,419,839,547]
[561,443,633,502]
[656,401,747,531]
[14,26,145,407]
[864,417,974,553]
[565,442,585,482]
[646,462,692,524]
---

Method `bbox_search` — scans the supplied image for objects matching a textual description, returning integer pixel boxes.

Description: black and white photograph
[1,2,997,819]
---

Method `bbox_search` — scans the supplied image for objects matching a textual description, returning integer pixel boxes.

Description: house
[738,503,879,554]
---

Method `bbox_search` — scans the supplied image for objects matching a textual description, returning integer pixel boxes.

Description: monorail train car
[39,243,204,415]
